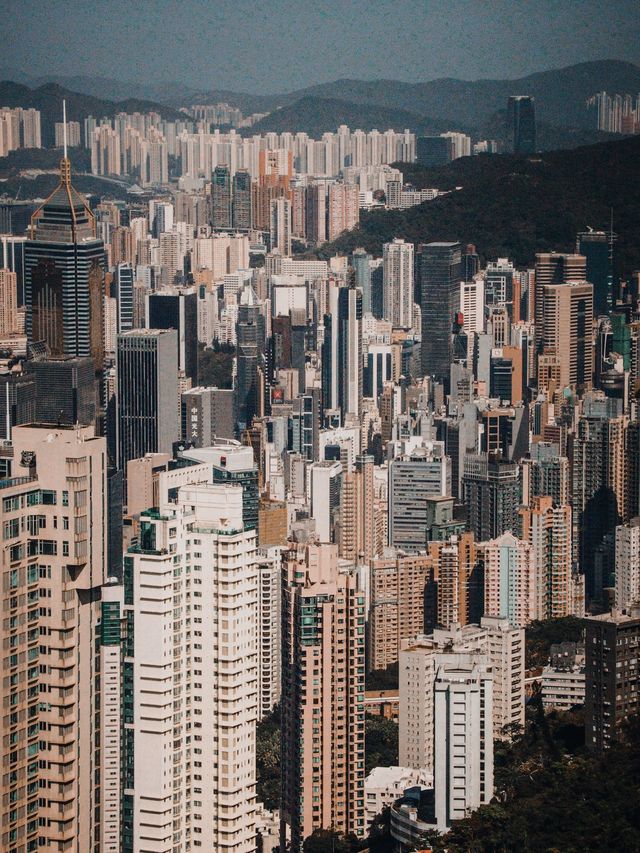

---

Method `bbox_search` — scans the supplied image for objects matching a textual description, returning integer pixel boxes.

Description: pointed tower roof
[29,100,96,244]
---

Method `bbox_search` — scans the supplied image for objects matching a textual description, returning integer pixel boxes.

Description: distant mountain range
[0,81,184,146]
[4,59,640,131]
[311,134,640,276]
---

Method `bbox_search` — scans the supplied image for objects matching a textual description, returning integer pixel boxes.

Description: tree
[302,828,353,853]
[256,704,281,810]
[365,714,398,775]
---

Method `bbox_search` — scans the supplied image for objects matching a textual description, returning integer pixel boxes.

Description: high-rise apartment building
[434,653,494,831]
[257,546,282,719]
[519,497,576,619]
[383,238,414,329]
[585,607,640,751]
[481,532,538,627]
[615,519,640,610]
[434,532,483,629]
[125,483,258,850]
[338,453,376,562]
[0,267,18,334]
[507,95,536,154]
[0,424,108,853]
[539,280,594,393]
[327,182,359,240]
[281,542,366,850]
[399,617,522,775]
[419,242,462,383]
[533,252,586,353]
[368,550,436,671]
[270,197,292,256]
[115,328,179,477]
[521,442,570,507]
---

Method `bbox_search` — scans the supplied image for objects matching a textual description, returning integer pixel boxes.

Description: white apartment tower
[383,238,414,329]
[126,482,258,852]
[434,654,494,831]
[616,518,640,609]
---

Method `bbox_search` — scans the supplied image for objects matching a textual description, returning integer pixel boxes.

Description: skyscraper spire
[63,98,68,160]
[60,98,71,187]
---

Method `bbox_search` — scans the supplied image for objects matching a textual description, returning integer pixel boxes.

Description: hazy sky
[2,0,639,93]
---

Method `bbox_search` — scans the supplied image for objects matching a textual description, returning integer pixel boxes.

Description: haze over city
[0,2,639,852]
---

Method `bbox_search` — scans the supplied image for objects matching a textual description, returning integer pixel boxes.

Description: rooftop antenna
[62,98,68,159]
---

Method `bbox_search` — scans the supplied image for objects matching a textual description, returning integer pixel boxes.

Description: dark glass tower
[507,96,536,154]
[235,283,265,433]
[147,288,198,383]
[232,169,252,230]
[419,241,462,384]
[577,230,613,316]
[211,165,232,229]
[114,263,134,333]
[24,156,105,365]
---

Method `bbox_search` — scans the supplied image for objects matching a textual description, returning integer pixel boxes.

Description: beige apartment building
[1,424,108,853]
[281,541,366,851]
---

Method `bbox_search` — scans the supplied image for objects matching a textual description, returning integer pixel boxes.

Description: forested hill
[312,134,640,274]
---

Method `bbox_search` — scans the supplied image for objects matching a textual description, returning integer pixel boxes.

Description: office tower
[585,608,640,751]
[211,164,232,228]
[399,618,522,773]
[462,454,520,543]
[573,397,627,600]
[0,424,107,853]
[181,385,235,444]
[338,453,375,562]
[615,519,640,609]
[538,280,594,392]
[24,152,105,367]
[521,442,570,506]
[0,235,26,306]
[519,497,576,618]
[383,238,414,329]
[0,370,35,439]
[416,135,452,166]
[577,229,613,316]
[368,551,436,671]
[126,483,257,850]
[460,275,485,342]
[434,654,493,831]
[147,287,198,383]
[281,542,366,850]
[257,546,282,719]
[0,267,18,333]
[30,355,96,426]
[507,95,536,154]
[322,284,363,419]
[309,459,342,542]
[236,284,265,431]
[116,329,179,475]
[419,242,462,383]
[533,252,586,352]
[232,168,252,229]
[351,247,372,313]
[270,197,292,255]
[388,444,452,552]
[114,262,134,333]
[481,532,537,626]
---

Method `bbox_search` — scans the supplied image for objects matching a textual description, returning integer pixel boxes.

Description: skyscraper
[419,241,462,383]
[351,247,372,313]
[416,135,452,166]
[577,229,614,316]
[147,287,198,383]
[481,532,538,627]
[462,454,521,542]
[615,519,640,610]
[114,262,134,333]
[115,328,179,476]
[24,153,105,366]
[539,280,594,392]
[0,267,18,334]
[0,424,108,852]
[236,283,265,432]
[585,608,640,751]
[281,542,366,850]
[322,284,363,419]
[232,168,252,230]
[211,164,232,229]
[270,196,292,255]
[507,95,536,154]
[383,238,414,329]
[125,482,258,850]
